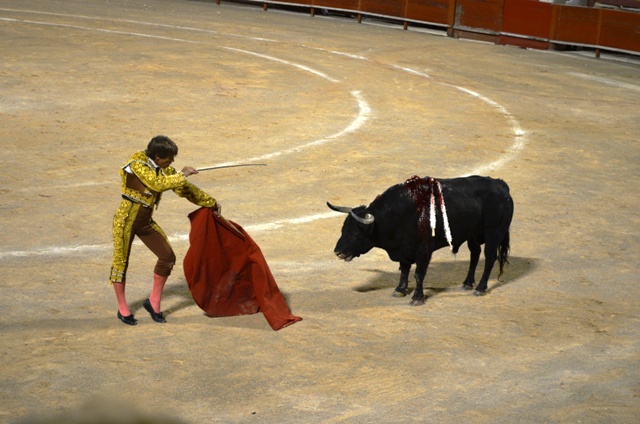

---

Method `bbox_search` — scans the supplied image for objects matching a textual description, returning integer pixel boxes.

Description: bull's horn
[350,210,375,225]
[326,202,352,213]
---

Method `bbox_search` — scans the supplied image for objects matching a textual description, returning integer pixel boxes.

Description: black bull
[327,175,513,305]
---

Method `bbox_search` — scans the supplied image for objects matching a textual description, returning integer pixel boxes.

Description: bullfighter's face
[155,155,174,169]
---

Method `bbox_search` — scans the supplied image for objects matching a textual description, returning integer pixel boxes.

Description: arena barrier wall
[213,0,640,57]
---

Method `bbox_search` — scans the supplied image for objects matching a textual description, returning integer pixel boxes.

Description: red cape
[183,208,302,330]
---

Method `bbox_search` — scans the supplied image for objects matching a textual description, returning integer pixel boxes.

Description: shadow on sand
[353,256,536,298]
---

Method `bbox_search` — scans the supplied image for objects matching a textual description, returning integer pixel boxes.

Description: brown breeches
[110,200,176,283]
[133,206,176,277]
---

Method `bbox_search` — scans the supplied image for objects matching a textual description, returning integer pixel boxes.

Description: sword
[196,163,267,172]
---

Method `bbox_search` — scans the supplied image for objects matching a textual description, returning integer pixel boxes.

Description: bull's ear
[327,202,352,213]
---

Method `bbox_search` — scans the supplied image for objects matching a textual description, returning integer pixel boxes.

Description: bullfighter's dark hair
[145,135,178,159]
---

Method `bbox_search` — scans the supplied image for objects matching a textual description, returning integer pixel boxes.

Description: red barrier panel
[217,0,640,55]
[502,0,552,39]
[551,4,600,46]
[599,9,640,53]
[455,0,504,33]
[405,0,453,26]
[313,0,359,10]
[499,0,551,48]
[359,0,406,17]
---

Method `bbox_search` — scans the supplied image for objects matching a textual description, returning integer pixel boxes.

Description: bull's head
[327,201,376,262]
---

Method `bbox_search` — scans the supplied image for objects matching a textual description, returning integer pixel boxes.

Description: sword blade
[196,163,267,172]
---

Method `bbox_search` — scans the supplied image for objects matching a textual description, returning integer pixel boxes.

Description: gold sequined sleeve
[173,181,217,208]
[129,160,187,192]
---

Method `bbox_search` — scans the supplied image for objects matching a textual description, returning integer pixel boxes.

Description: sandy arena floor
[1,0,639,423]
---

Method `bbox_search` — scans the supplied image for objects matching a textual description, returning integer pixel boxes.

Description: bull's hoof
[462,284,474,291]
[392,291,407,298]
[473,290,487,297]
[409,298,425,306]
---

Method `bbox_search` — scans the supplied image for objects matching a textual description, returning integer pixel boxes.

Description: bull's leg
[474,235,500,296]
[392,262,411,297]
[462,239,481,291]
[410,250,433,306]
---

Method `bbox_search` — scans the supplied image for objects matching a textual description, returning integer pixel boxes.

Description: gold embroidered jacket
[120,150,216,209]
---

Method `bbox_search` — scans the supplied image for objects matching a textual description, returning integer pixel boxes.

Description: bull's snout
[334,251,353,262]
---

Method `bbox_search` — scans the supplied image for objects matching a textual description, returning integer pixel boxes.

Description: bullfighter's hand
[181,166,199,177]
[211,202,222,216]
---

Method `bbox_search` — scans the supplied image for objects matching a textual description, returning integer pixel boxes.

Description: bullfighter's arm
[129,160,187,192]
[173,181,217,208]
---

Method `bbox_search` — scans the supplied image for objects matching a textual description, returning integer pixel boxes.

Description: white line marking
[0,15,367,260]
[17,181,116,192]
[393,65,526,176]
[223,47,340,83]
[1,12,366,184]
[173,211,340,241]
[198,90,370,168]
[0,17,199,43]
[0,244,109,259]
[0,9,279,42]
[244,212,339,232]
[0,10,525,260]
[0,212,343,260]
[305,45,369,61]
[567,72,640,93]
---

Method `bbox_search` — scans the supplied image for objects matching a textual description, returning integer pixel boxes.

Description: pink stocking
[149,273,168,312]
[113,282,130,316]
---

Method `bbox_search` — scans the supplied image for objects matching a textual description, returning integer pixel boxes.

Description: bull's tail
[497,229,510,278]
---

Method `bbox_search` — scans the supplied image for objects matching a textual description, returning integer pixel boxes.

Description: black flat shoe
[117,311,138,325]
[143,299,166,323]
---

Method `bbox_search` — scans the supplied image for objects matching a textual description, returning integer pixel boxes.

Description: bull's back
[368,175,512,256]
[439,176,513,239]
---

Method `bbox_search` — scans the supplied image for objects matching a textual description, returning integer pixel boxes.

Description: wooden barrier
[551,4,600,46]
[405,0,452,27]
[500,0,552,49]
[599,9,640,54]
[454,0,505,33]
[359,0,406,17]
[215,0,640,56]
[313,0,358,10]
